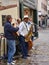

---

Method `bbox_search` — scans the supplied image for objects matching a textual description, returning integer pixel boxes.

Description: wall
[0,0,20,33]
[37,0,47,24]
[38,0,47,15]
[0,7,19,33]
[47,1,49,16]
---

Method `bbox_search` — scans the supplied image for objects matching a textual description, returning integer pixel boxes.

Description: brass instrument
[25,24,33,42]
[25,24,33,50]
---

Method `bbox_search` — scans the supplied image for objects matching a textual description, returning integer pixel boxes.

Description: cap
[23,15,29,19]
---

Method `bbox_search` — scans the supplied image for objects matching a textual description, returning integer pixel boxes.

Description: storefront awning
[23,0,36,10]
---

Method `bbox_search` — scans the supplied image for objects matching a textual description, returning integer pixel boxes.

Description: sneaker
[7,63,11,65]
[32,47,35,50]
[11,61,16,65]
[12,60,16,63]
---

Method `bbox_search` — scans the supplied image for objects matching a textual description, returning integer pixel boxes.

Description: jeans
[19,35,28,57]
[7,40,16,63]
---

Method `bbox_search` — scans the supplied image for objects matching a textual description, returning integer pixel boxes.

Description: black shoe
[22,56,27,59]
[27,55,30,57]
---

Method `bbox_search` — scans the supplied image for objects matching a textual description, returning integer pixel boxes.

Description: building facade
[0,0,19,33]
[47,0,49,17]
[19,0,38,37]
[47,0,49,26]
[37,0,48,26]
[38,0,47,16]
[0,0,38,37]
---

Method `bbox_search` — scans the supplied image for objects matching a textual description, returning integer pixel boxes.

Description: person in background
[17,18,21,26]
[29,18,34,41]
[29,18,33,24]
[4,15,19,65]
[12,19,21,56]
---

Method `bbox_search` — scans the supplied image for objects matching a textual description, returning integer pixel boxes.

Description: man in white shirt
[18,15,30,59]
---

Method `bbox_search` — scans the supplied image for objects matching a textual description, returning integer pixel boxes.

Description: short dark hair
[6,15,12,21]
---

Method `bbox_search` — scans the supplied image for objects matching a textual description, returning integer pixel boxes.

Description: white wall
[42,0,47,15]
[37,0,47,25]
[0,0,19,33]
[38,0,47,15]
[38,0,42,11]
[0,7,19,33]
[1,0,19,6]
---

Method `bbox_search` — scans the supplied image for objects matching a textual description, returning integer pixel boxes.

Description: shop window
[2,15,7,26]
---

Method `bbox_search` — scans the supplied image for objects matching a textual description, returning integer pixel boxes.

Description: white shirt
[18,21,30,36]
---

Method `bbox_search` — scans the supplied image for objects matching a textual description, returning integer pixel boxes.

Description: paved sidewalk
[0,28,49,65]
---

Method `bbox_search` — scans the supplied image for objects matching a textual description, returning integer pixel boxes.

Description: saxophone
[25,24,34,50]
[25,24,33,42]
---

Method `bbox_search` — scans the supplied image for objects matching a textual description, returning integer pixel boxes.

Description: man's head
[29,18,32,22]
[6,15,12,22]
[17,18,21,24]
[23,15,29,22]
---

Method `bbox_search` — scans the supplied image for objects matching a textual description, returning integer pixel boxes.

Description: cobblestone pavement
[0,28,49,65]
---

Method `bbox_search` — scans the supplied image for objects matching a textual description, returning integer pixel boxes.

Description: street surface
[0,28,49,65]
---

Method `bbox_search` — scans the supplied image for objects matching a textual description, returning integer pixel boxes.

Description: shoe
[11,62,15,65]
[27,55,30,57]
[12,60,16,63]
[11,61,16,65]
[7,63,11,65]
[32,47,35,50]
[22,56,27,59]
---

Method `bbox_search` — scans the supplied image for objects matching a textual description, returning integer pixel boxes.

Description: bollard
[0,37,7,59]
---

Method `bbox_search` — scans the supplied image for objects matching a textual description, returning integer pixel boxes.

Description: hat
[23,15,29,19]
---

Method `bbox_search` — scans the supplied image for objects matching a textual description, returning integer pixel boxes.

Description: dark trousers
[31,36,34,41]
[19,35,28,57]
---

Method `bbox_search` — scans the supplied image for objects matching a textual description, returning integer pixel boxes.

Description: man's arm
[7,23,19,32]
